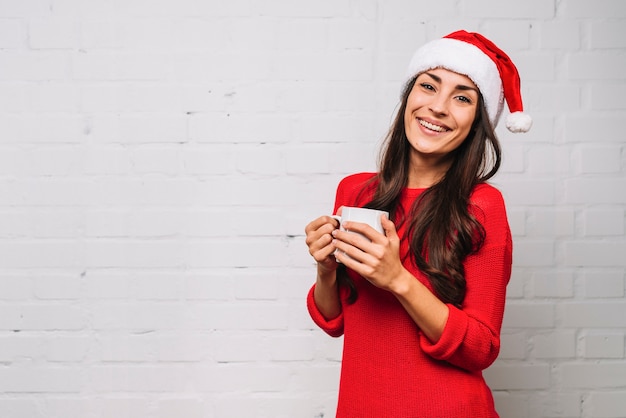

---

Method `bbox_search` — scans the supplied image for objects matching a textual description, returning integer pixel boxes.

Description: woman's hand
[332,215,409,292]
[305,215,341,276]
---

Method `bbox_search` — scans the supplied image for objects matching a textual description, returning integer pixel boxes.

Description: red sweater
[307,173,512,418]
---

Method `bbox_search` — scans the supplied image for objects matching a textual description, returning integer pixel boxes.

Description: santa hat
[405,30,532,133]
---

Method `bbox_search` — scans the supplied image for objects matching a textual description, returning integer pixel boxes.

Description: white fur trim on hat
[406,38,504,128]
[405,31,531,133]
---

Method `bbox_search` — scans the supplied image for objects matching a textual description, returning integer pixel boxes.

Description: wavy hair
[340,75,502,307]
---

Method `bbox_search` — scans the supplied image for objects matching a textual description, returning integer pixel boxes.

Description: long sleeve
[306,285,344,337]
[419,184,512,371]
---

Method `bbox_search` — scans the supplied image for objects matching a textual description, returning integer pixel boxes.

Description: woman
[304,30,531,417]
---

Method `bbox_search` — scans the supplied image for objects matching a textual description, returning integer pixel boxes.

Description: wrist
[388,269,414,298]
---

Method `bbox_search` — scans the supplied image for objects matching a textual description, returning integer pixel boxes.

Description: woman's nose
[428,94,449,116]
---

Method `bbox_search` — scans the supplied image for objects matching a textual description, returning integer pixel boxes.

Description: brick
[528,393,583,418]
[587,391,626,417]
[492,393,529,418]
[0,0,49,18]
[532,331,576,359]
[564,179,626,205]
[0,19,23,48]
[0,399,42,418]
[157,399,206,418]
[574,145,622,174]
[525,83,581,112]
[134,273,185,300]
[484,363,551,390]
[579,332,625,359]
[564,115,625,143]
[44,336,90,362]
[527,208,575,237]
[590,21,626,48]
[564,241,626,267]
[527,145,571,174]
[328,20,377,52]
[499,332,528,359]
[0,276,32,300]
[560,0,626,18]
[89,365,190,392]
[193,364,292,392]
[539,21,581,49]
[466,0,555,18]
[190,302,290,331]
[483,22,532,50]
[0,366,83,393]
[512,239,555,267]
[531,270,574,298]
[591,83,626,109]
[582,208,625,237]
[0,114,85,143]
[561,362,626,388]
[0,304,86,330]
[582,270,625,298]
[28,18,78,49]
[502,302,555,328]
[568,52,626,80]
[561,302,626,327]
[34,275,82,299]
[0,335,42,361]
[498,180,556,206]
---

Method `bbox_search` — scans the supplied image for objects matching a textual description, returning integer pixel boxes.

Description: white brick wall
[0,1,624,417]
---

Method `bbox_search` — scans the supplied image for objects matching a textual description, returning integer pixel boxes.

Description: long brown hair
[340,75,502,307]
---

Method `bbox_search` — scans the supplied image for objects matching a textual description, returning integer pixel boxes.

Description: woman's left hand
[332,215,408,292]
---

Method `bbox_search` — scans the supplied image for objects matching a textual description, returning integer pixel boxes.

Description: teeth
[419,119,448,132]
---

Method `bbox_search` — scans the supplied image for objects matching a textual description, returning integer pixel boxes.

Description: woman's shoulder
[471,182,505,204]
[469,182,508,220]
[335,172,378,208]
[338,172,377,189]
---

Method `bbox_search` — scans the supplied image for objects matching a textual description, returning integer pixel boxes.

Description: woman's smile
[404,68,479,162]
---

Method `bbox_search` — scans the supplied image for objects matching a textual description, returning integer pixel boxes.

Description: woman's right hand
[304,215,341,275]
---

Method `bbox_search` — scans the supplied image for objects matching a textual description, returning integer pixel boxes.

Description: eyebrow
[424,71,479,94]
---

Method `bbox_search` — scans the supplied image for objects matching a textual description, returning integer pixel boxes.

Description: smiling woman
[404,69,479,186]
[304,30,532,417]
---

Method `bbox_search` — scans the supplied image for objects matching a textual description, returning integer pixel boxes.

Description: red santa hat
[405,30,532,133]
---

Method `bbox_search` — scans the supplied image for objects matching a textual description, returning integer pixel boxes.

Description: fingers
[305,216,340,263]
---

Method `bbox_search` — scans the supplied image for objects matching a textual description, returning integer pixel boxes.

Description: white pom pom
[505,112,532,133]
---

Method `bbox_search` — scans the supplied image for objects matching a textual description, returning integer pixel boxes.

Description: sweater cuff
[420,304,468,360]
[307,285,344,337]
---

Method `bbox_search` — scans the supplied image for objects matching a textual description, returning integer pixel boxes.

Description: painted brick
[560,0,626,18]
[0,2,623,417]
[527,208,575,237]
[564,241,626,267]
[465,0,555,18]
[484,363,551,390]
[502,302,555,328]
[539,21,581,49]
[532,331,576,359]
[582,208,625,237]
[579,331,625,359]
[586,391,626,418]
[561,302,626,327]
[582,270,625,298]
[574,145,623,174]
[591,83,626,109]
[560,362,626,388]
[531,270,574,298]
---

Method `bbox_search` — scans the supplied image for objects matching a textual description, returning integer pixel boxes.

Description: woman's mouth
[419,119,450,133]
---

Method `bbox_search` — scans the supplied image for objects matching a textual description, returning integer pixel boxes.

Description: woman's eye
[456,95,472,104]
[420,83,435,91]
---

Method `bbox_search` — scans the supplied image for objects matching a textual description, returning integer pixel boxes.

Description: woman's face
[404,68,479,165]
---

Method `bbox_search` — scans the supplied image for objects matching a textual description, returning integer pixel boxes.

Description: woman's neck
[407,155,452,188]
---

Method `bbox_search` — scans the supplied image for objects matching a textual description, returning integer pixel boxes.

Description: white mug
[332,206,388,237]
